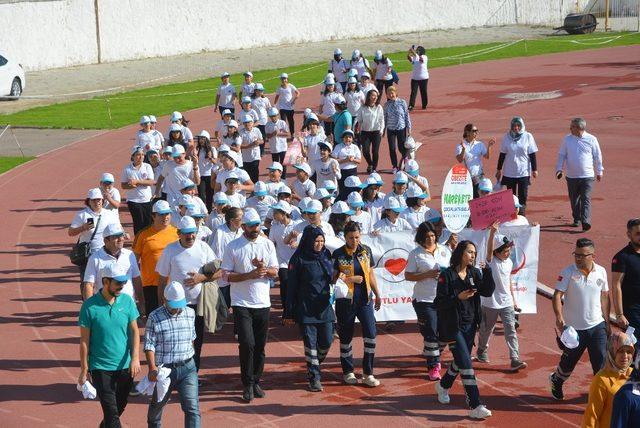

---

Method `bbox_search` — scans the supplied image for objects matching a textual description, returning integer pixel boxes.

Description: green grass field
[1,32,639,130]
[0,156,34,174]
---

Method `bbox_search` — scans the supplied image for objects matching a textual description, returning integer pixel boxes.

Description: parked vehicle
[0,53,26,99]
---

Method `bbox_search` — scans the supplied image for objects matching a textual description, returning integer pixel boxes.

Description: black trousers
[501,176,530,216]
[243,160,260,184]
[360,130,382,170]
[197,175,214,213]
[271,152,287,177]
[233,306,270,387]
[187,304,205,371]
[143,286,159,317]
[375,79,393,99]
[90,368,133,428]
[280,109,295,135]
[278,268,289,317]
[258,125,266,156]
[387,128,408,169]
[409,78,428,109]
[127,201,153,236]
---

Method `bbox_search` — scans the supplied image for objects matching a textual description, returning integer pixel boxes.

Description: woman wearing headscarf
[583,331,634,428]
[611,350,640,427]
[495,117,538,216]
[284,226,335,392]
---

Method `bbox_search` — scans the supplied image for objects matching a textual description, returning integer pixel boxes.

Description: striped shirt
[383,98,411,131]
[144,305,196,365]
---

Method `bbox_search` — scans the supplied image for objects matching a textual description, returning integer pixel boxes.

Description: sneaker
[129,381,141,397]
[435,382,450,404]
[510,359,527,372]
[309,379,323,392]
[570,220,580,227]
[253,384,266,398]
[475,350,489,363]
[242,386,254,402]
[469,404,492,419]
[549,373,564,400]
[362,375,380,387]
[582,223,592,232]
[427,364,442,381]
[366,165,373,173]
[343,373,357,385]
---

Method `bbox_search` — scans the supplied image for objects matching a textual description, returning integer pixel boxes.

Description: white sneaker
[435,382,450,404]
[469,404,492,419]
[362,375,380,387]
[343,373,357,385]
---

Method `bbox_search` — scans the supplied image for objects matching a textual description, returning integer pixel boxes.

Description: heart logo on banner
[384,258,407,276]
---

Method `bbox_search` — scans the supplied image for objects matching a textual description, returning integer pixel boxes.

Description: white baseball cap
[319,141,333,151]
[298,197,312,212]
[307,113,319,123]
[170,111,183,122]
[214,192,230,205]
[223,150,241,165]
[352,49,361,58]
[218,144,230,153]
[341,129,355,139]
[277,185,292,195]
[140,115,151,125]
[87,188,102,199]
[280,72,289,79]
[198,130,210,140]
[268,162,283,171]
[221,71,230,78]
[493,233,514,250]
[334,48,342,55]
[384,197,405,213]
[368,172,384,186]
[322,180,337,191]
[180,178,196,190]
[103,223,125,238]
[294,162,312,176]
[424,208,442,223]
[177,216,197,234]
[162,146,173,154]
[243,71,253,77]
[332,201,355,215]
[130,145,144,155]
[100,262,129,283]
[153,200,172,214]
[333,94,347,105]
[242,208,261,226]
[374,50,383,60]
[228,120,240,129]
[169,123,182,132]
[393,171,409,184]
[347,69,358,78]
[406,186,427,199]
[344,175,364,189]
[305,200,323,214]
[314,188,331,200]
[304,108,312,118]
[271,200,293,215]
[225,171,240,181]
[254,181,268,196]
[362,72,371,79]
[513,194,522,208]
[178,194,194,208]
[268,107,279,117]
[186,206,206,218]
[324,76,335,85]
[149,115,158,123]
[560,326,580,349]
[222,109,233,117]
[405,159,420,176]
[348,76,358,84]
[164,281,187,309]
[100,173,114,183]
[347,191,365,208]
[242,114,253,123]
[242,96,252,104]
[478,177,493,193]
[172,145,186,158]
[255,83,265,91]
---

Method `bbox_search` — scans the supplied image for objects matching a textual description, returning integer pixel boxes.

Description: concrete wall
[2,0,583,71]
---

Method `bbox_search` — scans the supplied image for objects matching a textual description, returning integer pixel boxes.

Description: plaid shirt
[383,98,411,131]
[144,305,196,365]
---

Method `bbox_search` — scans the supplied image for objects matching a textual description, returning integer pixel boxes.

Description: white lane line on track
[22,415,46,422]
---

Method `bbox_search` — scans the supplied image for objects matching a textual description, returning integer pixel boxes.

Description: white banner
[359,225,539,321]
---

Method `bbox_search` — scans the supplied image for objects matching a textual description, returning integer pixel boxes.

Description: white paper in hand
[333,278,350,299]
[76,380,97,399]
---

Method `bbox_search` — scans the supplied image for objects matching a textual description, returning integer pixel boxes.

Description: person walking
[284,226,335,392]
[407,45,429,111]
[555,117,604,231]
[611,355,640,427]
[455,124,494,198]
[356,89,384,173]
[434,240,494,420]
[121,146,155,235]
[550,238,610,400]
[221,208,279,402]
[611,218,640,343]
[145,281,201,427]
[332,221,382,387]
[155,145,200,208]
[274,73,299,133]
[383,86,411,173]
[78,262,141,428]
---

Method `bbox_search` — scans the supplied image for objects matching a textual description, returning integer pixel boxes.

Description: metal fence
[583,0,640,31]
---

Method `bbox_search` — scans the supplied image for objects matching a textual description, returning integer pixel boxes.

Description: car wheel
[10,78,22,99]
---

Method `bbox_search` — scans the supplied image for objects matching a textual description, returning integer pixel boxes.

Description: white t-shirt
[214,119,231,139]
[293,220,335,237]
[276,84,298,110]
[345,90,365,117]
[311,158,341,187]
[246,195,277,221]
[221,235,279,308]
[103,188,121,213]
[241,82,256,99]
[136,130,162,153]
[406,244,451,303]
[217,83,236,108]
[84,247,140,298]
[293,179,316,200]
[216,167,251,193]
[556,263,609,330]
[156,240,215,305]
[269,219,300,267]
[456,140,488,178]
[252,97,272,126]
[304,134,325,164]
[374,59,393,81]
[209,223,242,262]
[350,210,372,234]
[481,256,514,309]
[400,205,430,229]
[197,146,218,177]
[500,132,538,178]
[161,160,195,207]
[321,92,338,116]
[410,55,429,80]
[265,119,289,154]
[350,57,370,78]
[121,162,154,203]
[373,217,412,232]
[70,208,120,252]
[226,192,246,209]
[197,225,213,242]
[332,143,361,170]
[328,58,349,82]
[240,127,262,162]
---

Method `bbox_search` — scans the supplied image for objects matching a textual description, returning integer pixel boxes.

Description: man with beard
[611,218,640,343]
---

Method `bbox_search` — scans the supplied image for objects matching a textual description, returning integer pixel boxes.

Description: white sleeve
[128,252,141,278]
[220,244,235,272]
[527,134,538,154]
[70,210,85,228]
[405,250,418,273]
[155,247,172,277]
[555,268,570,292]
[267,241,279,269]
[83,256,98,283]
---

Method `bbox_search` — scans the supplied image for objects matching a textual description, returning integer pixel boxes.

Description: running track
[1,45,639,427]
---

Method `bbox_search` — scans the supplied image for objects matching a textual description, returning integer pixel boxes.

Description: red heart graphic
[384,258,407,276]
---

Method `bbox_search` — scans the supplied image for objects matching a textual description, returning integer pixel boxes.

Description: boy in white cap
[291,200,335,238]
[214,72,237,117]
[265,107,290,173]
[384,171,409,209]
[187,206,212,242]
[350,49,372,78]
[240,96,259,124]
[222,120,243,163]
[359,72,377,95]
[221,208,279,402]
[214,150,254,194]
[342,175,366,202]
[240,71,256,100]
[205,192,230,232]
[169,111,194,149]
[179,177,207,214]
[404,159,431,198]
[274,73,299,133]
[251,83,271,143]
[314,188,333,222]
[372,198,412,233]
[214,109,234,142]
[477,177,493,197]
[348,191,372,234]
[312,141,341,189]
[333,130,361,198]
[502,195,530,227]
[99,172,122,213]
[121,145,155,234]
[265,186,302,225]
[328,48,349,91]
[171,194,195,228]
[148,116,165,148]
[401,187,430,229]
[292,162,316,202]
[265,162,285,197]
[240,114,263,183]
[145,281,201,426]
[301,113,324,167]
[268,200,300,310]
[155,145,200,208]
[223,172,247,208]
[246,181,277,224]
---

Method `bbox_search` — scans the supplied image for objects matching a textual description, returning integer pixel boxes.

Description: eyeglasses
[471,129,479,132]
[572,252,594,258]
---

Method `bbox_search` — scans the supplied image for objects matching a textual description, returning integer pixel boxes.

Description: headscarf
[605,331,635,373]
[295,225,333,277]
[509,116,525,141]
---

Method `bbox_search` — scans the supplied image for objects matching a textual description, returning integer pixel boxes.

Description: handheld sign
[283,137,303,166]
[468,189,517,230]
[441,164,473,233]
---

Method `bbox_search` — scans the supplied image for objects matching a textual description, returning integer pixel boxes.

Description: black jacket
[435,266,495,342]
[286,253,336,324]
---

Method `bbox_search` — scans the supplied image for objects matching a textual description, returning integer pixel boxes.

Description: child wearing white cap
[332,130,362,198]
[223,173,247,209]
[301,114,324,168]
[292,163,316,202]
[383,171,409,210]
[121,146,155,234]
[214,109,234,143]
[328,49,349,91]
[363,175,386,225]
[312,141,341,190]
[348,191,372,234]
[350,49,372,78]
[404,159,431,200]
[372,198,412,233]
[205,192,230,232]
[155,145,200,208]
[274,74,299,134]
[345,77,365,117]
[251,83,272,153]
[240,96,260,125]
[98,172,121,215]
[240,115,264,183]
[265,162,285,197]
[246,181,277,224]
[265,108,290,174]
[400,186,430,229]
[240,71,256,100]
[168,112,194,150]
[359,72,377,95]
[195,130,218,212]
[214,72,237,117]
[221,120,243,167]
[136,116,163,153]
[268,200,300,307]
[320,78,341,137]
[373,50,394,98]
[214,151,253,194]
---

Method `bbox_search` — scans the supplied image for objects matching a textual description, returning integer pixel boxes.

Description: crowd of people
[66,46,640,428]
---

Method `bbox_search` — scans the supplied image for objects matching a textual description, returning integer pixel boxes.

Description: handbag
[69,215,101,266]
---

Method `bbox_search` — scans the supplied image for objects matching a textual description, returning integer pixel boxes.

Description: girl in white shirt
[221,120,243,167]
[215,72,237,117]
[372,199,412,233]
[348,191,372,234]
[349,49,371,78]
[195,130,217,212]
[400,188,430,229]
[302,117,325,167]
[319,78,338,137]
[312,141,341,188]
[363,176,385,225]
[240,71,256,100]
[332,130,362,198]
[407,45,429,110]
[274,73,299,134]
[136,116,161,153]
[251,83,272,152]
[214,110,233,143]
[345,77,365,117]
[373,50,394,99]
[120,147,154,234]
[356,89,385,173]
[265,108,290,174]
[239,117,263,183]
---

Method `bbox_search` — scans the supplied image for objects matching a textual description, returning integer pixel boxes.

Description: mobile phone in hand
[86,218,94,226]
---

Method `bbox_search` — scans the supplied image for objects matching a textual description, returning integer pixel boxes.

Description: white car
[0,53,26,99]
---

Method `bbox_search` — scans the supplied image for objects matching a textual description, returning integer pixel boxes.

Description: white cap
[393,171,408,184]
[271,200,292,215]
[225,171,240,181]
[277,185,292,195]
[177,216,197,233]
[254,181,268,196]
[228,119,239,128]
[100,172,114,183]
[319,141,333,151]
[424,208,442,223]
[362,72,371,79]
[478,177,493,193]
[347,69,358,77]
[560,326,580,349]
[344,175,364,189]
[314,188,331,200]
[332,201,355,215]
[140,115,151,124]
[333,94,346,105]
[405,159,420,175]
[406,186,427,199]
[304,108,312,118]
[178,194,194,207]
[341,129,355,138]
[324,76,335,85]
[347,191,364,207]
[198,130,210,140]
[164,281,187,308]
[242,208,261,225]
[255,83,264,91]
[130,145,144,155]
[149,115,157,123]
[268,162,283,171]
[170,111,182,122]
[294,162,312,176]
[87,188,102,199]
[352,49,361,58]
[242,114,253,123]
[493,233,514,250]
[162,146,173,154]
[280,72,288,79]
[223,150,241,165]
[100,262,129,282]
[268,107,279,117]
[369,172,384,186]
[169,123,182,133]
[218,144,230,153]
[307,113,319,123]
[322,180,337,191]
[214,192,230,205]
[222,109,233,116]
[103,222,125,238]
[241,96,252,104]
[243,71,253,77]
[221,71,230,78]
[374,50,383,60]
[153,199,172,214]
[334,48,342,55]
[180,178,196,189]
[305,200,323,214]
[348,76,358,84]
[298,197,312,211]
[172,145,185,158]
[513,194,522,208]
[384,197,405,213]
[186,206,206,218]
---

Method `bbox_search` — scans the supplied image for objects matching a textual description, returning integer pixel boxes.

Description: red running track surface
[1,45,639,427]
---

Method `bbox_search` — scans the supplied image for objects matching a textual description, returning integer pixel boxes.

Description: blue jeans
[336,299,377,375]
[412,301,440,368]
[147,358,200,428]
[301,322,334,381]
[553,321,607,383]
[439,324,481,409]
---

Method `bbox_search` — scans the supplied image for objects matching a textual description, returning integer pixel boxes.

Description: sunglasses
[471,129,479,132]
[573,252,594,258]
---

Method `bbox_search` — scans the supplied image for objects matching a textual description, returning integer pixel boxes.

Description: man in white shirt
[221,209,278,402]
[214,72,237,117]
[555,117,604,231]
[156,216,218,371]
[549,238,609,400]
